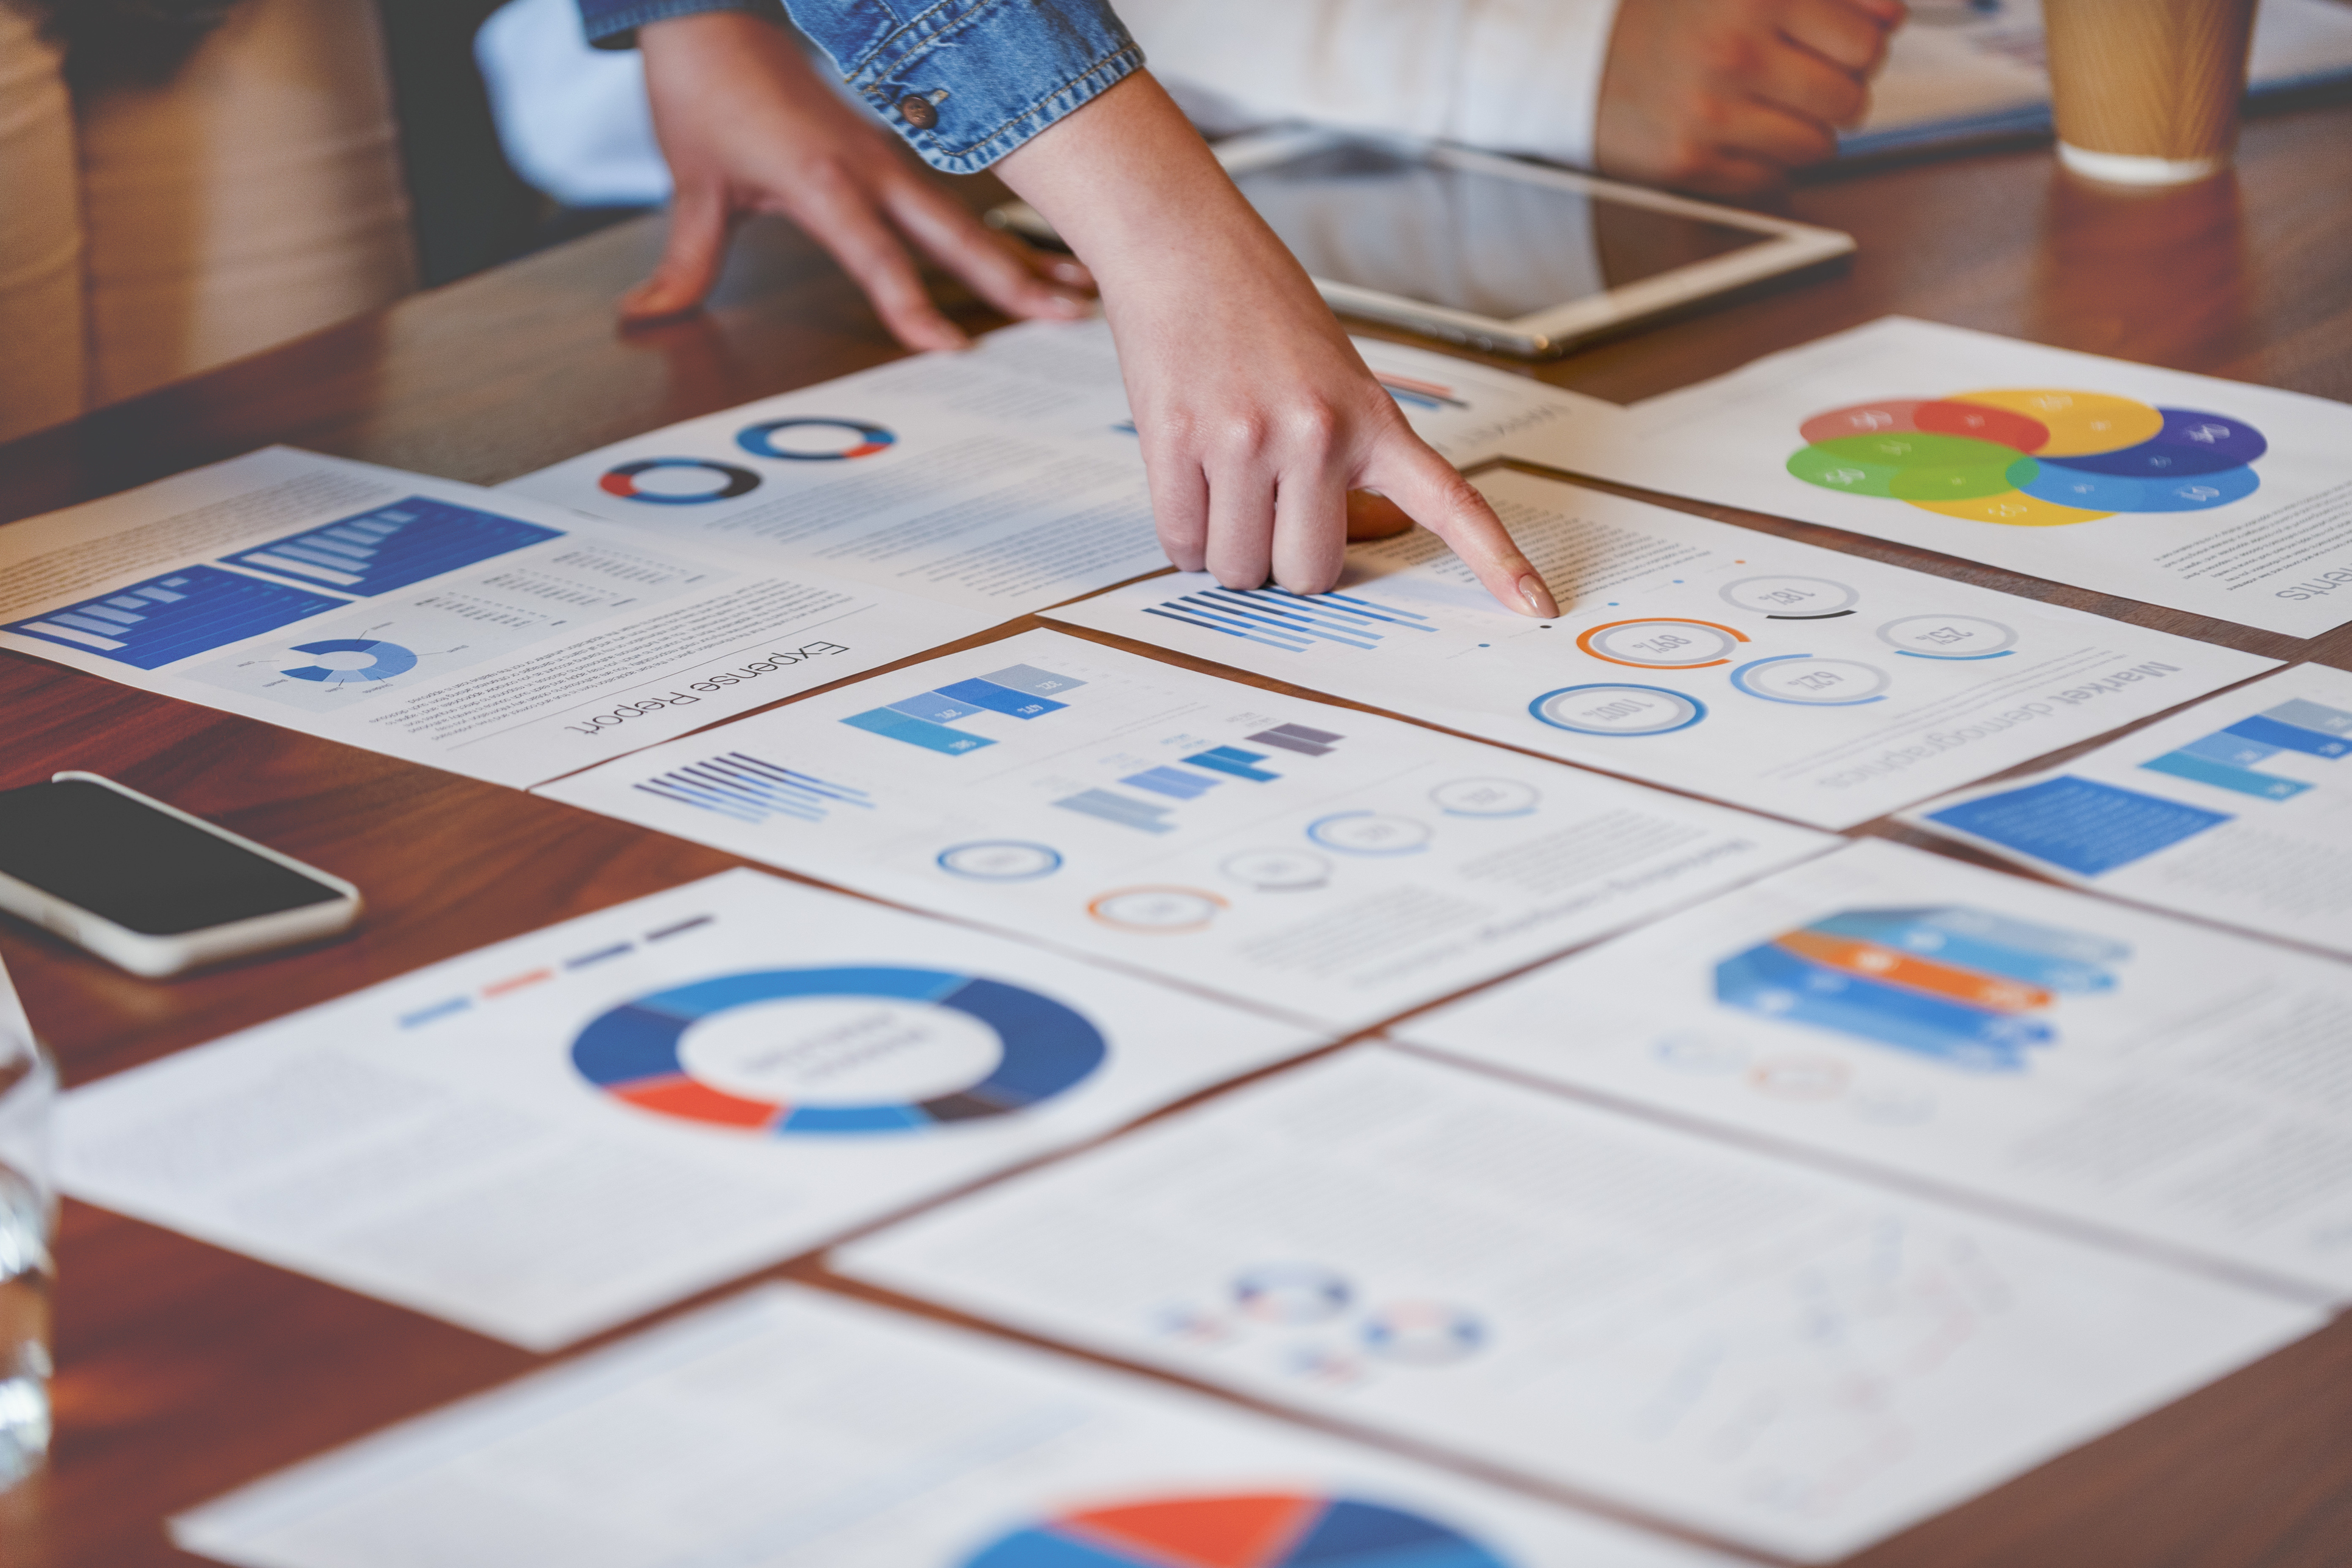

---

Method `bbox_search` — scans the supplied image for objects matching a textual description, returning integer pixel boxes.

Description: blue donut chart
[282,638,418,685]
[600,458,761,503]
[572,967,1106,1133]
[737,418,897,461]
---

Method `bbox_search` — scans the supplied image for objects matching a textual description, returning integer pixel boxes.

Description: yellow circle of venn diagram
[1902,390,2167,526]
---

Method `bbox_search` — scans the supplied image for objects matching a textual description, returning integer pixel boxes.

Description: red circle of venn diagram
[1799,399,2051,454]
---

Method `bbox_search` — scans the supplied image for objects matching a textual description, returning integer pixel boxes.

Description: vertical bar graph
[225,497,562,595]
[634,752,874,825]
[5,565,347,669]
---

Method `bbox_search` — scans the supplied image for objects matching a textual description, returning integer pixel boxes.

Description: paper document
[1514,317,2352,637]
[840,1046,2320,1561]
[1845,0,2352,158]
[1405,839,2352,1297]
[539,629,1834,1031]
[1903,663,2352,957]
[55,870,1319,1349]
[1048,467,2274,828]
[0,447,990,788]
[502,319,1603,604]
[175,1284,1740,1568]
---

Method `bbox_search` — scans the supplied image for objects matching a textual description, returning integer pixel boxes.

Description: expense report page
[176,1286,1741,1568]
[0,447,986,788]
[1510,317,2352,637]
[1405,839,2352,1297]
[1047,468,2275,828]
[537,629,1834,1032]
[1905,663,2352,958]
[55,870,1319,1349]
[501,319,1607,614]
[840,1046,2320,1563]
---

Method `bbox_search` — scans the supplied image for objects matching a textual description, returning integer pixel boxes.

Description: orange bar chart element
[1774,929,2051,1012]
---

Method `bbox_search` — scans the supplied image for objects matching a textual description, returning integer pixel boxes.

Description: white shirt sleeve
[1120,0,1623,170]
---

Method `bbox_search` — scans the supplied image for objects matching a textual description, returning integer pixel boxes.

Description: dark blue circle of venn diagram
[571,967,1106,1135]
[598,458,761,504]
[736,417,897,461]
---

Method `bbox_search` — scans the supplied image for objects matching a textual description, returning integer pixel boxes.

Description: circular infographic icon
[281,639,418,685]
[1787,390,2264,527]
[963,1494,1510,1568]
[1577,617,1746,668]
[1729,655,1890,705]
[937,841,1063,881]
[570,967,1105,1134]
[1530,684,1706,736]
[1088,887,1227,932]
[1876,614,2018,659]
[1306,812,1433,856]
[1748,1055,1852,1101]
[1429,778,1539,817]
[736,417,897,461]
[1720,575,1860,618]
[1234,1264,1352,1325]
[598,457,760,504]
[1362,1303,1486,1366]
[1220,849,1332,891]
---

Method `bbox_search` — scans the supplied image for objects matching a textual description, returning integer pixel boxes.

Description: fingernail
[1517,573,1557,618]
[1045,293,1090,317]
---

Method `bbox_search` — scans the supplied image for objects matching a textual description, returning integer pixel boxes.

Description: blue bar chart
[1139,586,1440,654]
[844,662,1087,754]
[2138,695,2352,800]
[5,566,347,670]
[632,752,875,825]
[225,497,563,595]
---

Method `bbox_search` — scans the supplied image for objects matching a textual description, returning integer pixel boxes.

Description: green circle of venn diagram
[1787,432,2039,502]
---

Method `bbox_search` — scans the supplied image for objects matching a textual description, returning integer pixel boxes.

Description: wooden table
[5,103,2351,1568]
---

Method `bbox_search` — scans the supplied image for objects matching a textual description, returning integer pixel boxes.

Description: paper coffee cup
[2045,0,2259,185]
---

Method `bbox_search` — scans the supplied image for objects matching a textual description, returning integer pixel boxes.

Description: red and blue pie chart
[598,458,761,503]
[736,417,897,461]
[962,1493,1511,1568]
[571,967,1105,1133]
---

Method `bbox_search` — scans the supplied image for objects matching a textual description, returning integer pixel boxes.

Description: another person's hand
[627,12,1093,348]
[999,74,1557,616]
[1595,0,1907,194]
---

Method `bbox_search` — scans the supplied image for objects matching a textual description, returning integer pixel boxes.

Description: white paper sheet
[1046,467,2276,828]
[500,319,1606,608]
[537,628,1834,1031]
[839,1045,2321,1561]
[54,870,1320,1349]
[173,1284,1739,1568]
[1844,0,2352,157]
[1511,317,2352,637]
[1902,663,2352,958]
[0,448,988,788]
[1404,839,2352,1297]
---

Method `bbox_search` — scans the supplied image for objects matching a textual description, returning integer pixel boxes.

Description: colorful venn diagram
[1787,391,2266,526]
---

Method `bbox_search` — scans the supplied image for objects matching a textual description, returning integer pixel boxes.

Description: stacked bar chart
[2139,696,2352,800]
[1139,586,1440,653]
[843,663,1086,755]
[225,497,561,595]
[1716,905,2127,1071]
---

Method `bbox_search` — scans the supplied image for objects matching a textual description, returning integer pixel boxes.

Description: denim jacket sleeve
[575,0,1144,174]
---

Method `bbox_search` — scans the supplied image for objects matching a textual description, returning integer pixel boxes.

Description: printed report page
[838,1046,2320,1563]
[536,628,1834,1032]
[0,447,987,788]
[54,870,1320,1350]
[1047,467,2275,828]
[1509,317,2352,636]
[1404,839,2352,1297]
[1904,662,2352,957]
[175,1284,1743,1568]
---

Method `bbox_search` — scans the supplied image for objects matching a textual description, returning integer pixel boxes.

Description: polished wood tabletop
[4,101,2351,1568]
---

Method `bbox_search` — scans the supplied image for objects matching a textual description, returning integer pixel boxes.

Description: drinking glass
[0,1020,55,1491]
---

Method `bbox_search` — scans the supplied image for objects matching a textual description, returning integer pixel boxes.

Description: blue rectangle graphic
[933,677,1066,719]
[1053,789,1174,833]
[225,497,562,595]
[2225,713,2351,758]
[2264,698,2352,737]
[977,663,1086,698]
[1122,766,1218,800]
[886,691,986,724]
[2142,750,2310,800]
[2180,730,2279,768]
[1183,746,1279,782]
[842,709,995,754]
[4,565,348,669]
[1927,774,2232,876]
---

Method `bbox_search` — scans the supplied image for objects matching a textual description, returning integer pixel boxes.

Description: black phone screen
[0,779,345,936]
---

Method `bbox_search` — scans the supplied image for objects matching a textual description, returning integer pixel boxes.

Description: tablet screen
[1231,142,1774,321]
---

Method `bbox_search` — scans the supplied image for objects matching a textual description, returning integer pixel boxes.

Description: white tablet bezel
[993,129,1855,359]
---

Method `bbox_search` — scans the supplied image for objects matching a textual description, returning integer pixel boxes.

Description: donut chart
[571,967,1105,1133]
[736,417,896,461]
[1788,392,2264,527]
[281,638,418,685]
[962,1493,1510,1568]
[598,457,761,503]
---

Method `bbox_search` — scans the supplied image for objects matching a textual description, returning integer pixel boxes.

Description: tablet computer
[990,130,1855,359]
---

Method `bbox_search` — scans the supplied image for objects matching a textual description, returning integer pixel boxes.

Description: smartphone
[0,773,360,978]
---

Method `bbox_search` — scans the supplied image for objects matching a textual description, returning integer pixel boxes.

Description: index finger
[1363,439,1559,618]
[1780,0,1899,76]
